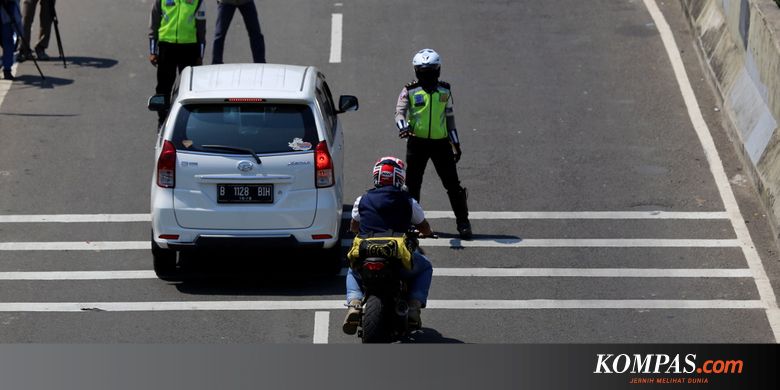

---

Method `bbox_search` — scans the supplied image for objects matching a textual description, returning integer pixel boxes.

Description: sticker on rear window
[288,137,312,151]
[182,140,193,148]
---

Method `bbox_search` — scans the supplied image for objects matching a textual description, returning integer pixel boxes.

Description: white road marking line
[329,13,343,63]
[432,268,752,278]
[344,238,740,248]
[313,311,330,344]
[643,0,780,342]
[0,211,729,223]
[0,214,150,223]
[0,300,764,312]
[0,239,741,251]
[342,211,729,220]
[0,271,157,280]
[0,241,147,251]
[426,300,767,310]
[0,268,752,280]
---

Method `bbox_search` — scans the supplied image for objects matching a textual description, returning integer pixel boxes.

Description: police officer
[149,0,206,128]
[394,48,472,239]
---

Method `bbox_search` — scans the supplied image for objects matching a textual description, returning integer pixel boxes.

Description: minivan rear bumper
[167,235,324,250]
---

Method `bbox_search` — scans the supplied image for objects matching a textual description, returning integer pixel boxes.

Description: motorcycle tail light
[364,262,386,271]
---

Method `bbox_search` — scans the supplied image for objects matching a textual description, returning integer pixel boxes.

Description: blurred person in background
[212,0,265,64]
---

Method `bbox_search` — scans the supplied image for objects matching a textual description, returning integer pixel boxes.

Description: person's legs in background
[211,3,236,64]
[33,0,54,60]
[237,1,265,63]
[2,21,15,79]
[16,0,37,62]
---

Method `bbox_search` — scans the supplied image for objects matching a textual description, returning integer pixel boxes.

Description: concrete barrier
[682,0,780,236]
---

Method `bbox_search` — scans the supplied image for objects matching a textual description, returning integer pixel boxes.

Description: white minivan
[148,64,358,280]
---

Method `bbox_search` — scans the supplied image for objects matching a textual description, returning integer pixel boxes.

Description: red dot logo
[696,368,702,374]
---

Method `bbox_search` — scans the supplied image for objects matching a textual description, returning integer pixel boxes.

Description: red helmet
[372,157,406,188]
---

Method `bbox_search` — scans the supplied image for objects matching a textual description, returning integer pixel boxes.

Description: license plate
[217,184,274,203]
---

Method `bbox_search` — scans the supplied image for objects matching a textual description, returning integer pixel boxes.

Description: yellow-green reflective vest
[407,83,450,140]
[159,0,199,44]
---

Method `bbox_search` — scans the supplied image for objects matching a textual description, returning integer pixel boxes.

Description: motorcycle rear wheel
[361,295,392,343]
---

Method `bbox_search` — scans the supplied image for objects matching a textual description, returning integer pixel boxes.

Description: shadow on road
[12,74,73,89]
[402,328,465,344]
[171,248,345,297]
[65,56,119,69]
[0,112,78,117]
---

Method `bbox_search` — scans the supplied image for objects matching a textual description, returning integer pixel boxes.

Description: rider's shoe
[342,299,362,335]
[407,299,423,330]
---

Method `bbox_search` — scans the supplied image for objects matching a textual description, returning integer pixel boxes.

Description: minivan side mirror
[336,95,359,114]
[147,94,169,112]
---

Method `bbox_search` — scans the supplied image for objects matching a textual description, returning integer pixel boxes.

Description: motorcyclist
[343,156,434,335]
[395,48,472,239]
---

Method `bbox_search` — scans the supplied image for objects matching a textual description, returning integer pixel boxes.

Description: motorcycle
[347,230,435,343]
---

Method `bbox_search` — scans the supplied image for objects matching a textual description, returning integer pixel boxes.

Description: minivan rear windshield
[171,104,319,155]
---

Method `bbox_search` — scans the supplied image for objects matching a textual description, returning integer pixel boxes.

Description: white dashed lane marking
[329,13,343,63]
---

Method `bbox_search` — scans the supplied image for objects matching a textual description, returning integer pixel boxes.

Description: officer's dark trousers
[212,1,265,64]
[405,137,469,224]
[155,42,200,124]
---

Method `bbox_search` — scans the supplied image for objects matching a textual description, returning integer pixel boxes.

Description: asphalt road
[0,0,779,343]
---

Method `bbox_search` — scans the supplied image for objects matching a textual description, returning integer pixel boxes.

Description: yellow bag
[347,235,414,270]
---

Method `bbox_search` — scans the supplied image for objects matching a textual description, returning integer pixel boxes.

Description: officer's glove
[453,143,462,163]
[396,120,411,139]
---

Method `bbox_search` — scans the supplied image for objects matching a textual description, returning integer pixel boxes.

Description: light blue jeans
[346,251,433,306]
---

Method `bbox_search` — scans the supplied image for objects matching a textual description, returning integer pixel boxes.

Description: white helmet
[412,48,441,68]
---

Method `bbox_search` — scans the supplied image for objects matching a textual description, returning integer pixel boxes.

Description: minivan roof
[178,64,317,101]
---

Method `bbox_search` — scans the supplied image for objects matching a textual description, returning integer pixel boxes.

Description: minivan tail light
[315,141,334,188]
[157,140,176,188]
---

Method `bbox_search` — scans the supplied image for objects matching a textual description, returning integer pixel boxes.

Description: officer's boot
[342,299,362,335]
[407,299,423,330]
[448,188,472,240]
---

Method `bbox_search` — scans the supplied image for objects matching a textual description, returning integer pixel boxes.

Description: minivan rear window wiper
[201,145,261,164]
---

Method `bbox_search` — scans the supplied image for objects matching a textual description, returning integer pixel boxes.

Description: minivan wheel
[151,238,179,281]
